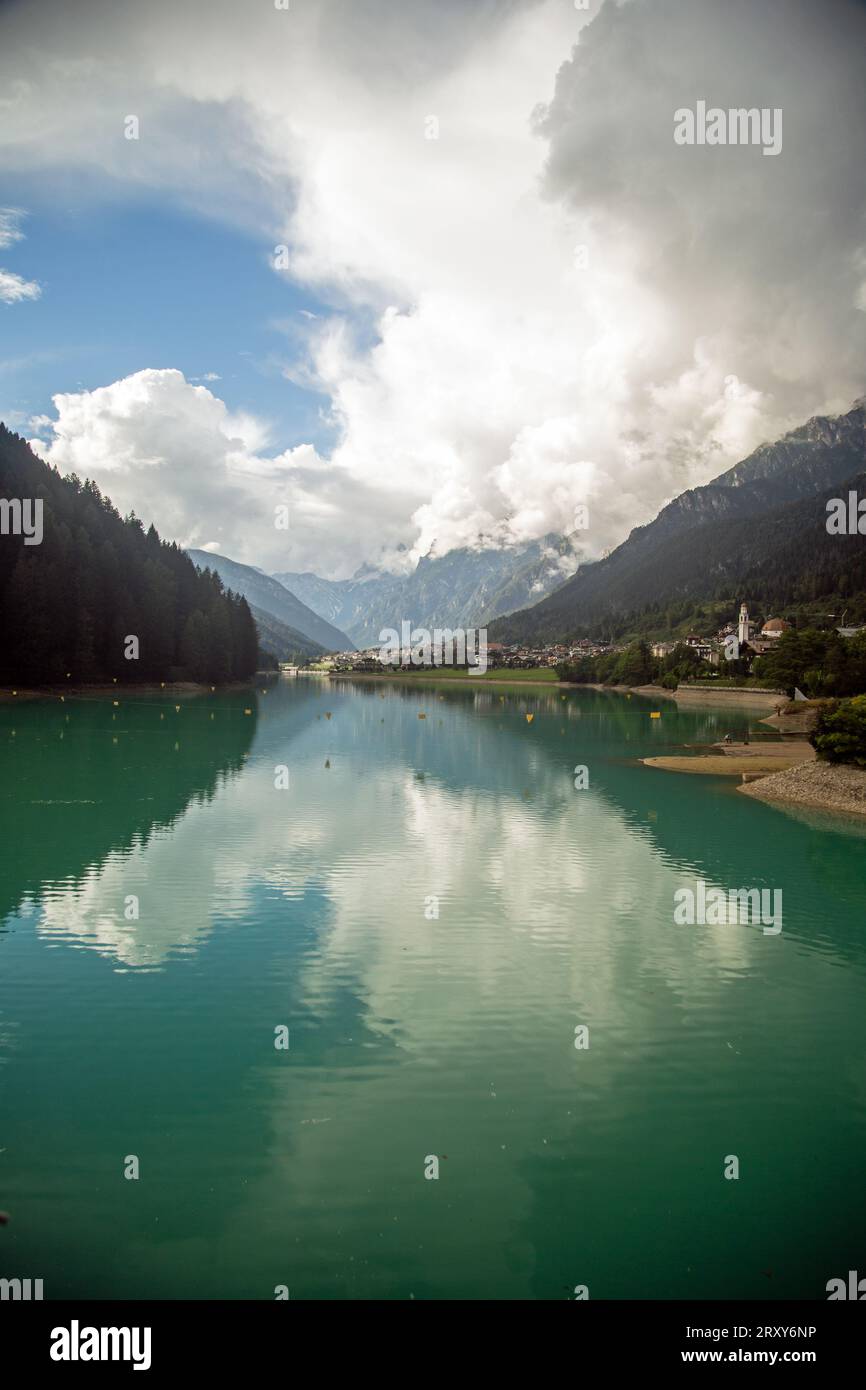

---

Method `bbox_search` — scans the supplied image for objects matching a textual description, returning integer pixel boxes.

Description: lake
[1,677,864,1299]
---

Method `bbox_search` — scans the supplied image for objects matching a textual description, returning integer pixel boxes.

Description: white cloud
[0,207,25,249]
[31,367,407,574]
[3,0,866,575]
[0,206,41,302]
[0,267,40,303]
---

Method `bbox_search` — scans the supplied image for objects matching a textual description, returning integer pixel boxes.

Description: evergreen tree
[0,425,259,685]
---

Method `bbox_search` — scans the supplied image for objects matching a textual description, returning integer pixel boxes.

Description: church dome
[762,618,791,634]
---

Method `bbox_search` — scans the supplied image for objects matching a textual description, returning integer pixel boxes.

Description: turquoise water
[1,678,864,1299]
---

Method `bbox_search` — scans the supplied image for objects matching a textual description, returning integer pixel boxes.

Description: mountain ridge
[187,549,354,651]
[274,532,581,645]
[491,400,866,643]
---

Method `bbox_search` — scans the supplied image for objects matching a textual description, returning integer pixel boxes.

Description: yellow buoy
[650,711,661,719]
[526,713,534,724]
[244,708,252,715]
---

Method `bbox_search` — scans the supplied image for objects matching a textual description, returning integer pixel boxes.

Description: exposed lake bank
[738,759,866,817]
[640,692,866,820]
[643,740,814,779]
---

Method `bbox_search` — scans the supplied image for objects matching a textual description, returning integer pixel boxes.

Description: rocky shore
[737,759,866,817]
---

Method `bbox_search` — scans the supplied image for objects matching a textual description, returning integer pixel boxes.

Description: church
[723,603,792,663]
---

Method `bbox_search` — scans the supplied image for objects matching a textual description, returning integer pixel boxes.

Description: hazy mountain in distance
[188,549,354,651]
[247,603,326,664]
[491,400,866,643]
[274,533,580,645]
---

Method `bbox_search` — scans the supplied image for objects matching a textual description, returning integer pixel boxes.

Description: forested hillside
[188,549,354,652]
[0,424,259,684]
[247,602,326,665]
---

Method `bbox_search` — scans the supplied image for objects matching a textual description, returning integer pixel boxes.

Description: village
[311,603,854,676]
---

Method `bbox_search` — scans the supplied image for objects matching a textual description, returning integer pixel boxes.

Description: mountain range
[492,400,866,643]
[192,398,866,657]
[274,533,581,646]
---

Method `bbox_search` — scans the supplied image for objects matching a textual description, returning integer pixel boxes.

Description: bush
[810,695,866,767]
[659,671,678,690]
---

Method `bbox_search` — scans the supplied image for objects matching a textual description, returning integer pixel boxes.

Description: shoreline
[326,672,784,704]
[328,670,567,688]
[642,741,814,778]
[737,760,866,818]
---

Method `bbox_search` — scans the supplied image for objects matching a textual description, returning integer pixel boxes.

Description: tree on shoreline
[0,425,258,685]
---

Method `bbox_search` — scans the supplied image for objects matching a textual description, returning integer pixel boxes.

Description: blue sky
[0,174,334,453]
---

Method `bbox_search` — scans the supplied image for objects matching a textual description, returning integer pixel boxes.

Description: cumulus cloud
[4,0,866,575]
[31,367,414,574]
[29,369,287,557]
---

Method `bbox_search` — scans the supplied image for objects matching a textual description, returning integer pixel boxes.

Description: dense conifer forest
[0,424,259,684]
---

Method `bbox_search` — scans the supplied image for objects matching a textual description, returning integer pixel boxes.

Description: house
[684,634,715,662]
[761,617,792,639]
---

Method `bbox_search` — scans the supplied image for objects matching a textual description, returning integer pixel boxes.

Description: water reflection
[2,679,866,1298]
